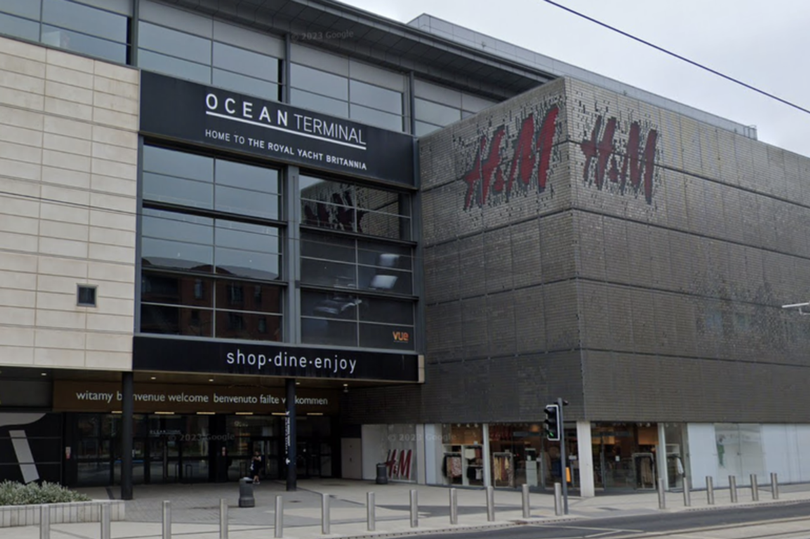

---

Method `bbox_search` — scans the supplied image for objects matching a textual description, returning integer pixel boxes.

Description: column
[121,372,134,500]
[286,378,296,491]
[576,421,595,497]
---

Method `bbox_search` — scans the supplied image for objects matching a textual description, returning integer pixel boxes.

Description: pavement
[7,479,810,539]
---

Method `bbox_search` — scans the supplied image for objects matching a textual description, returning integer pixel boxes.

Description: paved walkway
[8,479,810,538]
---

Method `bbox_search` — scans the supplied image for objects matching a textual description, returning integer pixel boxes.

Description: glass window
[41,25,127,63]
[301,318,356,347]
[290,89,349,118]
[141,273,213,307]
[349,104,403,132]
[215,186,280,220]
[415,121,440,137]
[215,160,278,193]
[301,258,356,289]
[0,0,41,19]
[360,298,413,325]
[215,311,281,341]
[42,0,127,43]
[301,233,355,263]
[143,172,214,209]
[0,13,40,42]
[349,80,402,114]
[290,64,348,100]
[144,146,214,181]
[139,22,211,64]
[358,265,412,295]
[140,304,214,337]
[138,49,211,84]
[215,281,281,313]
[212,69,280,102]
[357,241,412,270]
[415,98,461,126]
[213,42,278,82]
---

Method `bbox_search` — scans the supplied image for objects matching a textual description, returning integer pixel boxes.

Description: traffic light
[544,404,561,441]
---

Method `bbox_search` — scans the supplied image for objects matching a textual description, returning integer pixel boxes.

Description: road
[417,500,810,539]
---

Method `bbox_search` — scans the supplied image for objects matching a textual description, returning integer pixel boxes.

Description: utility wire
[542,0,810,116]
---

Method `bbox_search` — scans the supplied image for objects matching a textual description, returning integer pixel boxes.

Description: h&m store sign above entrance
[140,72,415,187]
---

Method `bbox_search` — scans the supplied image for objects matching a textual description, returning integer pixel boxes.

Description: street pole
[558,397,568,515]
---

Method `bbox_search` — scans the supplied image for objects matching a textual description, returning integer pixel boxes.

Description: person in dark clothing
[250,450,263,484]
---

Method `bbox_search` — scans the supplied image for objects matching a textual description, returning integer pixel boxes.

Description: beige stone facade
[0,37,139,371]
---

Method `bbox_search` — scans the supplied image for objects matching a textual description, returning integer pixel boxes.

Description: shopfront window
[442,424,484,487]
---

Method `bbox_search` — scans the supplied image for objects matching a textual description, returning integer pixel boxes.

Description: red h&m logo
[462,105,559,209]
[580,116,659,203]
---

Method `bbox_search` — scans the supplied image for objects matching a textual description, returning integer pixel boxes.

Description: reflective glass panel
[214,186,280,220]
[138,49,211,84]
[414,98,461,125]
[349,80,402,114]
[0,0,41,19]
[300,258,356,288]
[215,159,278,192]
[213,69,280,102]
[359,297,414,325]
[42,0,127,42]
[290,89,348,118]
[41,25,127,63]
[301,291,359,321]
[301,318,356,347]
[143,172,213,209]
[358,266,412,295]
[215,311,281,341]
[349,104,403,132]
[290,64,348,100]
[144,146,214,181]
[0,13,39,41]
[139,21,211,64]
[213,42,278,82]
[140,304,214,337]
[215,281,281,313]
[141,273,213,307]
[300,232,355,263]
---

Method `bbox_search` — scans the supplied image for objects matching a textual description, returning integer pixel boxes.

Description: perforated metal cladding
[348,76,810,426]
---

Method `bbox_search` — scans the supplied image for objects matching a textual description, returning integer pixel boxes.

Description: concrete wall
[0,37,138,371]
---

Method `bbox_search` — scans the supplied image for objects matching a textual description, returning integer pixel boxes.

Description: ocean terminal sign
[140,72,415,187]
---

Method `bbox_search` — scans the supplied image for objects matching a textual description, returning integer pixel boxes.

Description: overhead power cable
[542,0,810,116]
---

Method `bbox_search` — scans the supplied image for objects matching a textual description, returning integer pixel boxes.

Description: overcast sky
[341,0,810,158]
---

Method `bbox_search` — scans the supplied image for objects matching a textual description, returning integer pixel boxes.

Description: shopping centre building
[1,0,809,497]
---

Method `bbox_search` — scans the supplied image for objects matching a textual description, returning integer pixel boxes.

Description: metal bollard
[162,500,171,539]
[657,478,666,509]
[486,486,495,522]
[40,505,49,539]
[409,489,418,528]
[682,477,691,507]
[321,493,330,535]
[449,488,458,525]
[750,474,759,502]
[771,472,779,500]
[101,503,111,539]
[274,496,284,538]
[553,482,563,516]
[729,476,738,503]
[367,492,376,531]
[219,499,228,539]
[522,484,530,518]
[706,476,715,505]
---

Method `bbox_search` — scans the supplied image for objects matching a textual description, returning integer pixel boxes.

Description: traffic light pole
[558,397,568,515]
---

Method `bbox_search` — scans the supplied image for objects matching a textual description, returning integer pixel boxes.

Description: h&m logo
[392,331,410,343]
[580,115,659,203]
[461,105,560,210]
